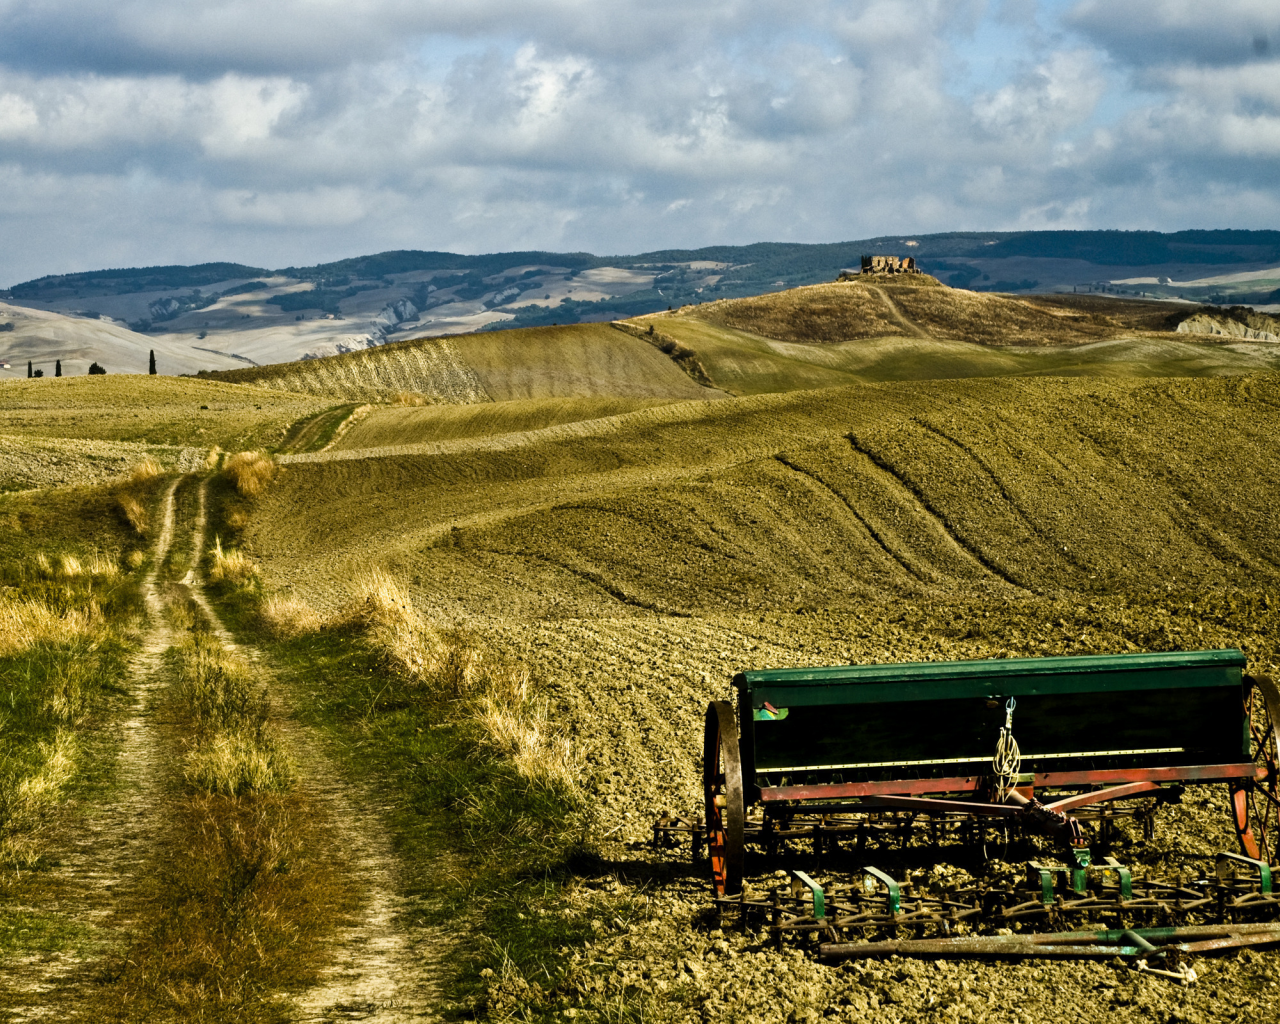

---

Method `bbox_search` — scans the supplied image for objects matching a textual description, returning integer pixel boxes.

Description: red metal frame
[758,762,1263,805]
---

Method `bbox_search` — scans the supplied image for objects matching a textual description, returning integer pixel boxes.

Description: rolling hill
[4,230,1280,378]
[185,274,1280,406]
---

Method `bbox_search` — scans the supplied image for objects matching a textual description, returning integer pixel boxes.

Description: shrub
[223,450,279,498]
[88,362,106,375]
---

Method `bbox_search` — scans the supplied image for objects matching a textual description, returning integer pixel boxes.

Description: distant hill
[188,275,1280,405]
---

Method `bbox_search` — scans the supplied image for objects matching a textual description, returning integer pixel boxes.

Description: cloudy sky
[0,0,1277,284]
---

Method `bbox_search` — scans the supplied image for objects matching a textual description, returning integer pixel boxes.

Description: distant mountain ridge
[9,230,1280,300]
[5,229,1280,380]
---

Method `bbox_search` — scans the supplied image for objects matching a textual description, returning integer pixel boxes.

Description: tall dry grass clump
[258,593,322,639]
[339,568,447,682]
[223,450,279,498]
[0,593,102,657]
[335,570,581,794]
[172,633,294,796]
[477,690,580,793]
[208,535,259,588]
[184,731,293,797]
[389,391,428,406]
[113,456,164,535]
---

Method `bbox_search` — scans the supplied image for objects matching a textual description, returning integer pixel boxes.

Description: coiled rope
[992,697,1021,801]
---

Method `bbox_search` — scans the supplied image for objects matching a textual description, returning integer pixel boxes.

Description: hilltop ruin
[837,255,921,281]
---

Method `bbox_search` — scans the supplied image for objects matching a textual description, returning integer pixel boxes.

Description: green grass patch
[275,402,362,453]
[0,907,92,955]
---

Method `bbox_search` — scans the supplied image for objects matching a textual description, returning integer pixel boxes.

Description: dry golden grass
[172,633,294,796]
[116,493,148,535]
[223,449,280,498]
[341,568,447,681]
[107,455,166,535]
[883,285,1114,346]
[208,535,259,587]
[477,693,580,793]
[123,456,164,487]
[389,391,429,406]
[0,593,102,657]
[43,659,91,724]
[97,792,349,1022]
[258,593,323,639]
[335,574,582,791]
[184,730,295,797]
[694,280,909,341]
[676,277,1181,350]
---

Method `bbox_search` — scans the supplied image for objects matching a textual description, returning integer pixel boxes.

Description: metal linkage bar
[818,923,1280,969]
[707,854,1280,957]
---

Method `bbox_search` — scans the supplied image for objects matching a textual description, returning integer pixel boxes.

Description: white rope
[993,697,1021,801]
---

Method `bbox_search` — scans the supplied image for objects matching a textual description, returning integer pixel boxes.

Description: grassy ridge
[0,376,326,449]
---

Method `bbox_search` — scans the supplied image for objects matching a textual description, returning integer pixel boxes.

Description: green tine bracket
[861,866,901,915]
[790,870,825,920]
[1103,857,1133,899]
[1028,863,1055,905]
[1216,851,1272,894]
[1071,847,1092,894]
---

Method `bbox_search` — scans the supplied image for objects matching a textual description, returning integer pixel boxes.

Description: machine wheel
[704,700,745,896]
[1231,674,1280,865]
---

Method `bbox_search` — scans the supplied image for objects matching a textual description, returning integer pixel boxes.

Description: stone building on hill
[837,255,922,280]
[861,255,919,274]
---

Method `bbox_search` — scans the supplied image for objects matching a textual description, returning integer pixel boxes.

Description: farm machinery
[651,649,1280,967]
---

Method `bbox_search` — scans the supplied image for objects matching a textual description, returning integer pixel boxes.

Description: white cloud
[0,1,1278,285]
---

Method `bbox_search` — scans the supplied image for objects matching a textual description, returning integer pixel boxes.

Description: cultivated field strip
[278,393,736,465]
[229,338,492,404]
[250,374,1280,630]
[199,323,723,405]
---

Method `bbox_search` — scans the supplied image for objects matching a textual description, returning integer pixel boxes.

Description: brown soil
[247,371,1280,1022]
[681,281,1202,349]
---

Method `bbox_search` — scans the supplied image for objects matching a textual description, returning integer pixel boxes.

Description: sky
[1,0,1278,285]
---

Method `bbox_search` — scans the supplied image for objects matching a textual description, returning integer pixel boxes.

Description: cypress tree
[55,359,62,377]
[27,360,32,378]
[149,349,156,375]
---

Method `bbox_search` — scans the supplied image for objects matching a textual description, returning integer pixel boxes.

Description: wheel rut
[186,479,444,1022]
[868,284,931,338]
[845,433,1030,593]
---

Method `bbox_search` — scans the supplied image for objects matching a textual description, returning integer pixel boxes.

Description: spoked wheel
[1230,674,1280,865]
[703,700,745,896]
